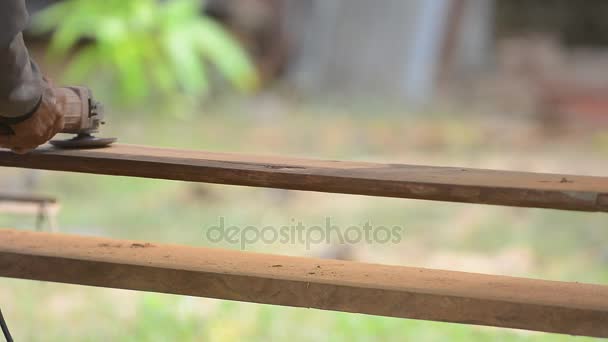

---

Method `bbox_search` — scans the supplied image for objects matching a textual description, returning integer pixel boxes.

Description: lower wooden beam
[0,229,606,337]
[0,144,607,212]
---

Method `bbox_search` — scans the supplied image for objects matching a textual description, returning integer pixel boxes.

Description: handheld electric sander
[49,86,116,149]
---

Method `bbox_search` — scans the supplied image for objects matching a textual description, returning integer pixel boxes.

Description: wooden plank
[1,144,608,211]
[0,229,606,337]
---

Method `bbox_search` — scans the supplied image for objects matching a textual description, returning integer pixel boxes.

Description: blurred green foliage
[34,0,259,103]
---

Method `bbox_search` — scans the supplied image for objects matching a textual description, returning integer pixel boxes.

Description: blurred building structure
[280,0,608,114]
[282,0,491,105]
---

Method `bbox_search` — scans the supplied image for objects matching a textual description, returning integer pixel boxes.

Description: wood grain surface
[0,144,607,211]
[0,229,606,337]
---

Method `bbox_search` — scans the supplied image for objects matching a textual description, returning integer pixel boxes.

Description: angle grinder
[49,86,116,149]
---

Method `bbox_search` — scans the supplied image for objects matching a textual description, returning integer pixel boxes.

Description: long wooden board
[1,144,607,211]
[0,229,606,337]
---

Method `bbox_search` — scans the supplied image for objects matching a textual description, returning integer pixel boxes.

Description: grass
[0,100,607,341]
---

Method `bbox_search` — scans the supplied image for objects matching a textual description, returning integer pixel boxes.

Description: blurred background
[1,0,608,340]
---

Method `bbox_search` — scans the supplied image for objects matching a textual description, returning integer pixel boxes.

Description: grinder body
[49,87,116,148]
[58,87,104,134]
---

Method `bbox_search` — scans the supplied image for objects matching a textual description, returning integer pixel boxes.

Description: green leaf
[164,29,209,95]
[194,19,259,91]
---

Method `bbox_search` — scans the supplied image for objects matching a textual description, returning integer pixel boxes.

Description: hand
[0,87,64,154]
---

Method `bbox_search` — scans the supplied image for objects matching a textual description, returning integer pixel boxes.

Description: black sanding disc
[50,134,117,149]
